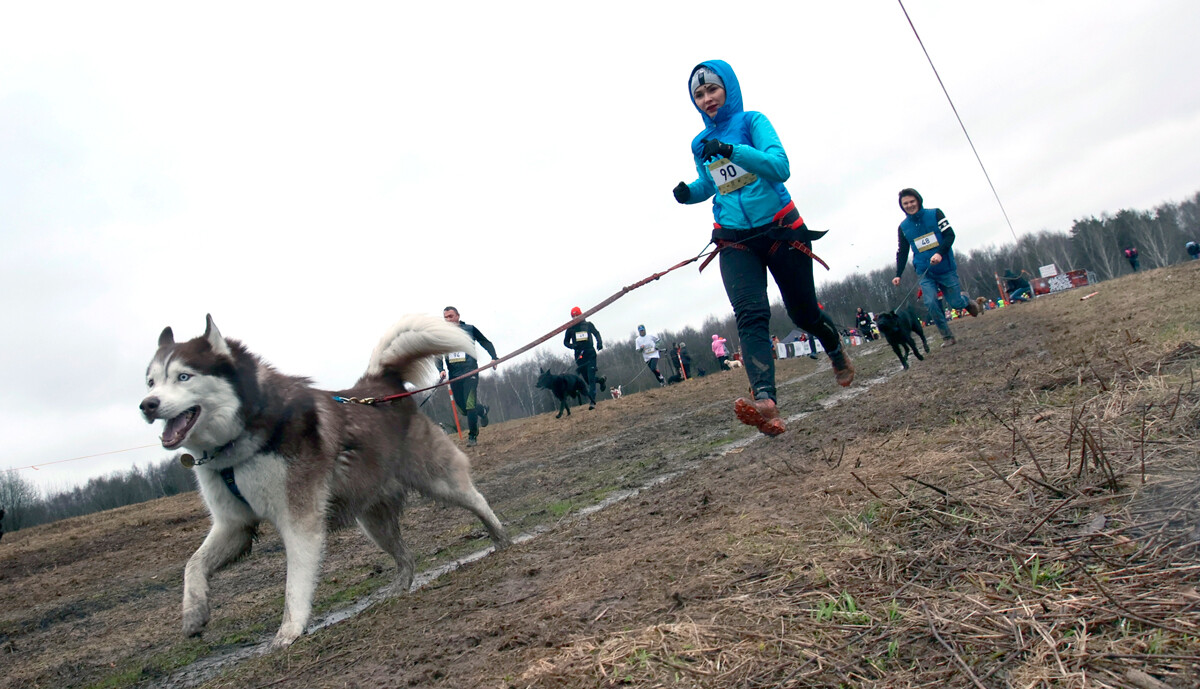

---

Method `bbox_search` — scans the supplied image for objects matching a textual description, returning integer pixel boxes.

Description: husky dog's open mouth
[161,406,200,449]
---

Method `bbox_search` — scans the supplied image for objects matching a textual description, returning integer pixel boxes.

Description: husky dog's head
[140,314,245,453]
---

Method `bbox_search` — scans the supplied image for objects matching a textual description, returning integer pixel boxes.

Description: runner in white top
[634,325,666,385]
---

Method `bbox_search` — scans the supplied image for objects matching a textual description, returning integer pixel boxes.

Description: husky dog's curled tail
[365,314,477,387]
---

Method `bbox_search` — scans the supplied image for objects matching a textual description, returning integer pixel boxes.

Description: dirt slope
[2,261,1199,688]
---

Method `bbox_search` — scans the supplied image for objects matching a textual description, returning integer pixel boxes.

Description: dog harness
[218,468,250,506]
[698,201,830,273]
[178,441,251,507]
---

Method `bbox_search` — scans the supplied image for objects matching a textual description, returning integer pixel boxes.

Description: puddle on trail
[153,349,897,688]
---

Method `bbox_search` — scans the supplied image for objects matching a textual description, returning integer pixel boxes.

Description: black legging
[449,376,481,438]
[719,224,841,402]
[645,357,665,383]
[575,352,598,404]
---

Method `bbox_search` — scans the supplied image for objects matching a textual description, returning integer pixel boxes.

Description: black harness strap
[218,467,250,506]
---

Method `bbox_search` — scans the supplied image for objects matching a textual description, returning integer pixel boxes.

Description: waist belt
[699,201,830,273]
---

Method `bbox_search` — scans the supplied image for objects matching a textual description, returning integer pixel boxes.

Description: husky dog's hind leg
[357,497,416,590]
[417,436,512,549]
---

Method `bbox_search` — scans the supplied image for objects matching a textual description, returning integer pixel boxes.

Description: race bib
[707,157,757,195]
[642,344,655,354]
[447,351,467,363]
[575,331,589,343]
[914,232,940,252]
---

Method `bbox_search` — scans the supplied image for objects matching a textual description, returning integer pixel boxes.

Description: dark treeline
[2,458,195,532]
[4,191,1198,533]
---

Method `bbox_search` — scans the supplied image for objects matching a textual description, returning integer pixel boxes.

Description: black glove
[672,182,690,203]
[700,138,733,161]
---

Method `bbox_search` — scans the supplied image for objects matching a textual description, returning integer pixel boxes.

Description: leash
[892,262,934,311]
[335,251,714,407]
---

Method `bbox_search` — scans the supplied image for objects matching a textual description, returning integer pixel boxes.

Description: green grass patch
[812,591,871,625]
[85,638,211,689]
[313,570,389,613]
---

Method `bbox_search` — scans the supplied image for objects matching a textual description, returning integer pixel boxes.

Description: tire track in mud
[152,347,895,689]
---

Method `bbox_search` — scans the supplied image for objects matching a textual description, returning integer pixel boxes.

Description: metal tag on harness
[707,157,757,195]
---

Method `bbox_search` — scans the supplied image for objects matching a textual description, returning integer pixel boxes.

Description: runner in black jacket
[437,306,497,446]
[563,306,604,409]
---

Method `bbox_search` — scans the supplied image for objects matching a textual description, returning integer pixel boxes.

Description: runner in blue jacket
[891,188,981,345]
[673,60,852,437]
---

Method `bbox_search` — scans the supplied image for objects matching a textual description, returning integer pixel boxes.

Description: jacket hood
[690,60,743,127]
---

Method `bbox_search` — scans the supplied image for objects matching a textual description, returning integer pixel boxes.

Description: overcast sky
[3,1,1198,493]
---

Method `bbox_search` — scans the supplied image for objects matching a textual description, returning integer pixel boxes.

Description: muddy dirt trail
[3,261,1199,688]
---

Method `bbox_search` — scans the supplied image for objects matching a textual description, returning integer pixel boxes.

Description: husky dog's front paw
[270,626,302,650]
[182,605,209,637]
[397,570,415,593]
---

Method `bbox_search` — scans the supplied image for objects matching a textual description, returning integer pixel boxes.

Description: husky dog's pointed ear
[203,314,231,357]
[158,327,175,348]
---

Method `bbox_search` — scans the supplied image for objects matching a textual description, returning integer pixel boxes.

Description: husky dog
[610,385,623,400]
[140,314,511,649]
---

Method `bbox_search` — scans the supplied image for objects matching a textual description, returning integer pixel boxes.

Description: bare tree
[0,469,40,531]
[1070,215,1122,280]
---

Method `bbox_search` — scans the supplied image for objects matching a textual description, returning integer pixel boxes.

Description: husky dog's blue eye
[178,373,191,382]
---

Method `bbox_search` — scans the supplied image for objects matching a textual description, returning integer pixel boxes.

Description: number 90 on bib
[707,157,757,195]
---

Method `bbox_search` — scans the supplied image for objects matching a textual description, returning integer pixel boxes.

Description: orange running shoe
[734,397,787,436]
[829,349,855,387]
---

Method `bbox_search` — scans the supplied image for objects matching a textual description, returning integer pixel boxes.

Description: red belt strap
[772,200,802,228]
[699,238,746,273]
[782,240,830,271]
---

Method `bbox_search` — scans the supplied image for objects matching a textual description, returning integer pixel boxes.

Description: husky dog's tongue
[162,407,200,449]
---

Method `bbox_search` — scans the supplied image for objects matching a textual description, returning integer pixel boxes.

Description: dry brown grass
[515,341,1200,688]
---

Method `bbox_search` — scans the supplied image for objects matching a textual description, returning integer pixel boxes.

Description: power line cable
[8,444,162,472]
[897,0,1019,242]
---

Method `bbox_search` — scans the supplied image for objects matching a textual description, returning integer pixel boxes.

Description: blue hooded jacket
[681,60,792,230]
[899,207,956,277]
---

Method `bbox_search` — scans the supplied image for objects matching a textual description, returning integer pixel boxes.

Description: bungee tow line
[332,250,711,406]
[333,232,830,407]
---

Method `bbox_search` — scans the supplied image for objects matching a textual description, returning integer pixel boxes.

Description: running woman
[672,60,852,436]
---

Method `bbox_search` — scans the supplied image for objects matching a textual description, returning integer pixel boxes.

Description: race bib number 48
[575,332,589,343]
[707,157,757,195]
[914,232,940,252]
